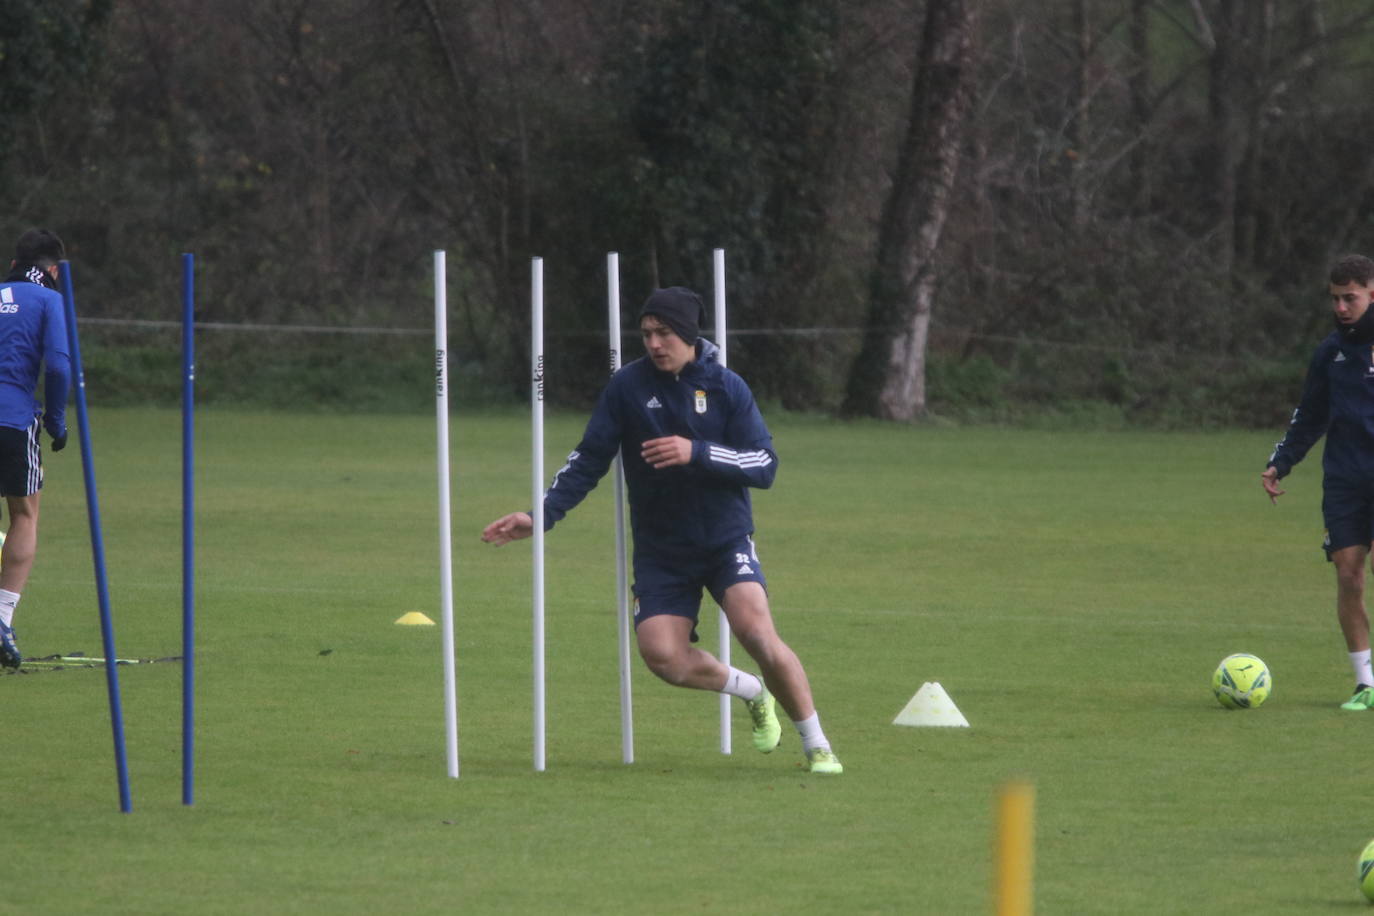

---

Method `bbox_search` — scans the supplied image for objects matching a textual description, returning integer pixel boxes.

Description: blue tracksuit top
[0,277,70,433]
[544,338,777,554]
[1268,331,1374,484]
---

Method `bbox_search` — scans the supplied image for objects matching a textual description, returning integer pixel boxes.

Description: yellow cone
[395,611,436,626]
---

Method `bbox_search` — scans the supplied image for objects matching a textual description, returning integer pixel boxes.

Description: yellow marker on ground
[395,611,436,626]
[995,780,1034,916]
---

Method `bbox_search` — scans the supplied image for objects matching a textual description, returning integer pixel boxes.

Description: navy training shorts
[631,534,767,642]
[0,419,43,498]
[1321,477,1374,560]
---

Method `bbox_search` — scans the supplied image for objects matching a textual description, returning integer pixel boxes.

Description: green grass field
[4,406,1366,913]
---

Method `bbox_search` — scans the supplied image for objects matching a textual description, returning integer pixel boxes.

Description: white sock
[1352,650,1374,688]
[721,667,763,701]
[793,712,830,753]
[0,589,20,628]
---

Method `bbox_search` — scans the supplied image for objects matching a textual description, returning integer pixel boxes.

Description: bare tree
[1206,0,1241,273]
[1127,0,1151,215]
[842,0,979,420]
[1068,0,1091,230]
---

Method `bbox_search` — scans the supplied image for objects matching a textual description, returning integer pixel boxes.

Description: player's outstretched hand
[482,512,534,546]
[1260,467,1285,504]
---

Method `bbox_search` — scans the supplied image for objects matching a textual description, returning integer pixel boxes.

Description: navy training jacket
[544,338,777,554]
[1268,331,1374,484]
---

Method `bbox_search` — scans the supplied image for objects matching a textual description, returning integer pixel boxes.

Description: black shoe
[0,621,21,669]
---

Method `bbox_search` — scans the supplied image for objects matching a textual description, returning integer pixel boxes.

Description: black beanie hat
[639,287,704,345]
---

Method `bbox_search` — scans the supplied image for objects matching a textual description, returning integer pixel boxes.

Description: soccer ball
[1211,653,1271,709]
[1359,838,1374,902]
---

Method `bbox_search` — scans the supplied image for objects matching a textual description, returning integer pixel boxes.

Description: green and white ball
[1211,653,1271,709]
[1359,838,1374,902]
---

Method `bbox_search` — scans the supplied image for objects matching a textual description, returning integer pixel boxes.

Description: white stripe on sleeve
[707,444,773,470]
[548,450,580,491]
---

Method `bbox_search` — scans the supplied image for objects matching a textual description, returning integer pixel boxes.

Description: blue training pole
[58,261,132,814]
[181,253,195,806]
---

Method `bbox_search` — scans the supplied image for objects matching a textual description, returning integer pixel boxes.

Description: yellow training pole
[994,780,1035,916]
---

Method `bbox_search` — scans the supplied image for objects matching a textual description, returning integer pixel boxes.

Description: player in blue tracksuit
[0,229,71,669]
[1263,253,1374,710]
[483,286,842,773]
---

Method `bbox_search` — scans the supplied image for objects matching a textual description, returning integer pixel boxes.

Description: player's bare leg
[722,582,841,773]
[2,493,40,594]
[719,582,813,720]
[0,492,39,668]
[635,610,783,753]
[1332,544,1374,709]
[635,614,729,690]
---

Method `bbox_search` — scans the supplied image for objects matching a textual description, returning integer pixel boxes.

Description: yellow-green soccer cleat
[745,688,781,753]
[806,747,843,775]
[1341,685,1374,711]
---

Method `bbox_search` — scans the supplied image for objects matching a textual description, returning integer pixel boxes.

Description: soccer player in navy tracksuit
[483,286,842,774]
[0,229,71,669]
[1264,254,1374,710]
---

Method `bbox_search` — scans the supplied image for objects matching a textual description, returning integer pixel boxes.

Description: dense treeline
[2,0,1373,424]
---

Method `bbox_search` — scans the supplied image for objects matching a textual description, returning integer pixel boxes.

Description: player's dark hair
[1329,254,1374,287]
[14,229,65,268]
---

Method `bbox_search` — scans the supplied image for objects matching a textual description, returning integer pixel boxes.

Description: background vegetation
[4,0,1374,425]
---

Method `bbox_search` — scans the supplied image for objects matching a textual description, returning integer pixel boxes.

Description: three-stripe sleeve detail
[706,444,772,470]
[548,450,580,492]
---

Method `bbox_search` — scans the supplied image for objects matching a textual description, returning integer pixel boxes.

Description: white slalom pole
[434,250,460,779]
[607,252,634,765]
[531,257,547,773]
[713,247,731,755]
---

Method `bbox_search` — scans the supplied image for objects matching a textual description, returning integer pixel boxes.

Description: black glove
[43,415,66,452]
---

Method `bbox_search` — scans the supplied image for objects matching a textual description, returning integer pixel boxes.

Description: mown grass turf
[4,407,1363,913]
